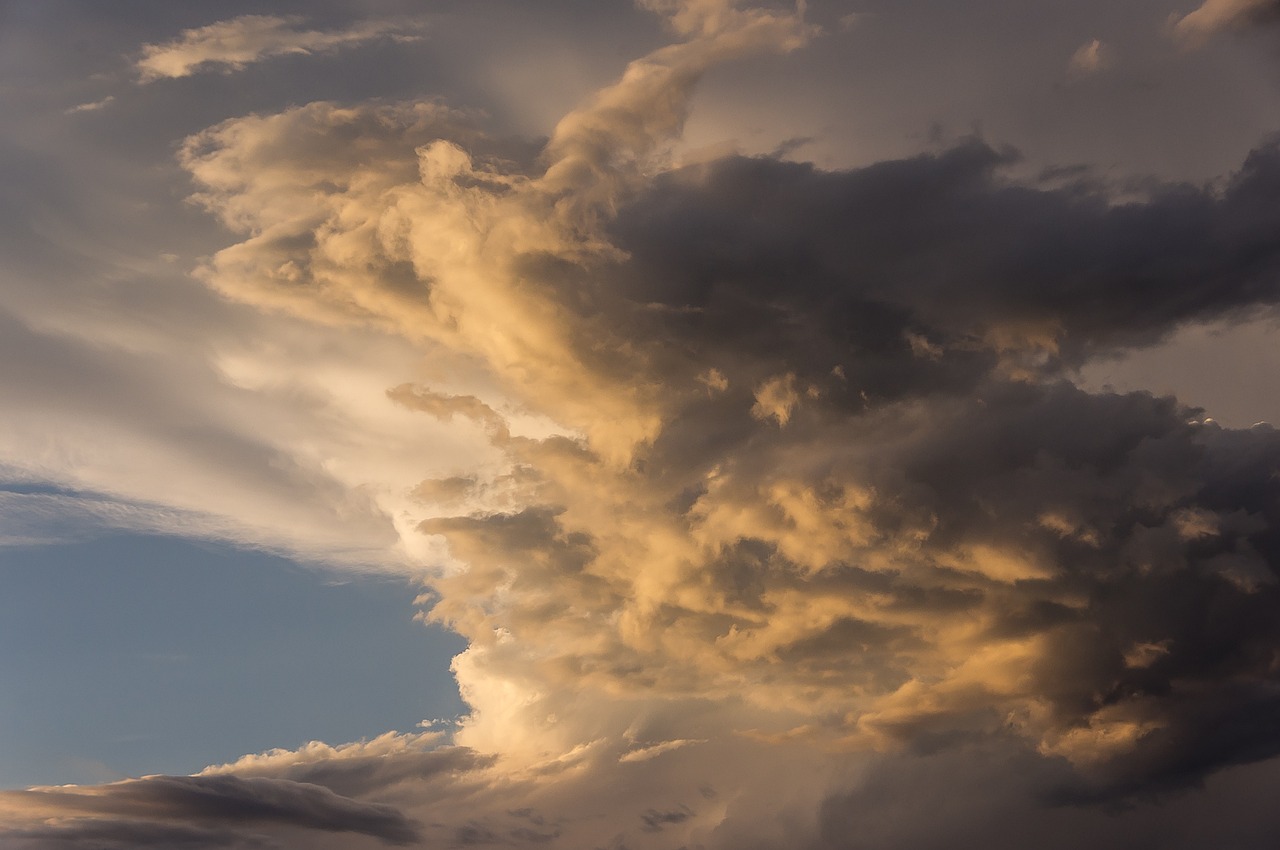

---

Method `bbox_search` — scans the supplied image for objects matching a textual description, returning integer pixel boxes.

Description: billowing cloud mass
[136,15,419,81]
[8,0,1280,847]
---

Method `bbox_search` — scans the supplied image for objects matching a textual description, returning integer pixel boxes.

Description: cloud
[750,373,801,426]
[14,728,1280,850]
[610,140,1280,371]
[0,488,265,548]
[1068,39,1110,74]
[167,0,1280,807]
[0,299,496,569]
[11,0,1280,846]
[1170,0,1280,45]
[803,738,1280,850]
[64,96,114,114]
[0,820,274,850]
[178,1,811,465]
[135,15,421,82]
[0,732,847,850]
[619,738,705,763]
[197,732,492,800]
[0,774,420,846]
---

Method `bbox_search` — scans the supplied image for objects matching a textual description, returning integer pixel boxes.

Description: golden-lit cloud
[165,0,1280,807]
[10,0,1280,847]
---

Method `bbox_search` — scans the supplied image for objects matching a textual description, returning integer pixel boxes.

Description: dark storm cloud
[802,739,1280,850]
[609,137,1280,385]
[1,774,420,845]
[0,819,274,850]
[828,384,1280,793]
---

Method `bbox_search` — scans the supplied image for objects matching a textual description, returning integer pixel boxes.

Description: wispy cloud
[619,738,705,763]
[64,95,115,114]
[135,15,422,82]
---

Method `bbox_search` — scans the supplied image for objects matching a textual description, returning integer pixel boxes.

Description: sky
[3,0,1280,847]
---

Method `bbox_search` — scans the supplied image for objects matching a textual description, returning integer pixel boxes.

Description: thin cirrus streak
[6,0,1280,848]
